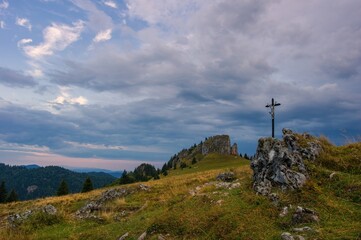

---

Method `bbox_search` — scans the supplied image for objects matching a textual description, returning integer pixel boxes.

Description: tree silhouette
[81,177,94,193]
[0,181,7,203]
[7,189,18,202]
[57,180,69,196]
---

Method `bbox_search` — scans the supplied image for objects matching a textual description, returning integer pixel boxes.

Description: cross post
[265,98,281,138]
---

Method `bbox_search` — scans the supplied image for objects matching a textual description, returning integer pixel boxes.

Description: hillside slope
[0,136,360,239]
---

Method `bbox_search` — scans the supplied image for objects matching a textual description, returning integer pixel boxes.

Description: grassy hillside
[0,140,360,239]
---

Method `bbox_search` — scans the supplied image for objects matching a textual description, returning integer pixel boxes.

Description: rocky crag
[251,128,322,196]
[167,135,238,169]
[251,129,323,240]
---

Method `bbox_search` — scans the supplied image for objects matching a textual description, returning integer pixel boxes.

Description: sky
[0,0,360,170]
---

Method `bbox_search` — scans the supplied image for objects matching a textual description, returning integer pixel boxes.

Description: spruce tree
[0,181,7,203]
[57,180,69,196]
[81,177,93,193]
[6,189,18,202]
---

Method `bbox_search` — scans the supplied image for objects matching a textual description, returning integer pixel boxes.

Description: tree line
[0,177,94,203]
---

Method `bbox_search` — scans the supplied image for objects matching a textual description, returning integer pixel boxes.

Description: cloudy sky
[0,0,360,170]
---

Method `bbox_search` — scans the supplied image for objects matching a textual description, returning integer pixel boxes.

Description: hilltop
[0,131,360,239]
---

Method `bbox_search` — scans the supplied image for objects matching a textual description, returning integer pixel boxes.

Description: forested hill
[0,163,116,200]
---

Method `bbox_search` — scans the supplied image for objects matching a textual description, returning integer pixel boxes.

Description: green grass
[0,143,360,239]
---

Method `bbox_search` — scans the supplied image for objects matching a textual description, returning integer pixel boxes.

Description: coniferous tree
[6,189,18,202]
[0,181,7,203]
[191,157,197,165]
[57,180,69,196]
[81,177,93,193]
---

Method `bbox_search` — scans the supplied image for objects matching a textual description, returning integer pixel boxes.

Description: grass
[0,143,360,239]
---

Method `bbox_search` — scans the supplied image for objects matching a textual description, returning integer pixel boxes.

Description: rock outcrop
[231,143,238,155]
[7,204,57,228]
[202,135,231,155]
[251,129,322,196]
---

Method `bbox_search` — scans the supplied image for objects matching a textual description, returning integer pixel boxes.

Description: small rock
[158,234,166,240]
[293,226,313,232]
[216,200,224,205]
[292,206,319,224]
[118,232,129,240]
[216,172,236,182]
[42,205,57,215]
[279,206,289,217]
[281,232,294,240]
[139,184,150,191]
[138,231,147,240]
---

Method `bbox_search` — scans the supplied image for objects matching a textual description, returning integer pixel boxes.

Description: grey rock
[139,184,150,191]
[251,129,321,195]
[279,206,289,217]
[281,232,294,240]
[293,226,313,232]
[118,232,129,240]
[138,231,147,240]
[231,143,238,155]
[76,188,129,219]
[7,204,57,228]
[202,135,231,155]
[158,234,166,240]
[292,206,319,224]
[26,185,38,194]
[216,172,236,182]
[42,204,57,215]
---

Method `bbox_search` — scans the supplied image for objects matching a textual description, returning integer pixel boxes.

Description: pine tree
[57,180,69,196]
[191,157,197,164]
[0,181,7,203]
[6,189,18,202]
[81,177,93,193]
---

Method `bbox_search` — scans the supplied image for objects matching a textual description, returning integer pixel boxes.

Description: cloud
[20,21,84,58]
[17,38,33,47]
[0,66,37,88]
[16,17,32,31]
[49,87,88,110]
[72,0,113,31]
[0,0,8,9]
[93,28,112,42]
[0,21,5,29]
[103,0,117,9]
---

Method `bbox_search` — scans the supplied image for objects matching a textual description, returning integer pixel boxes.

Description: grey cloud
[0,66,37,88]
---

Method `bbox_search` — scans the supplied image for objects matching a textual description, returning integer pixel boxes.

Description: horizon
[1,0,360,170]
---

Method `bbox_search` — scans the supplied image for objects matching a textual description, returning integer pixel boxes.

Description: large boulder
[251,129,322,196]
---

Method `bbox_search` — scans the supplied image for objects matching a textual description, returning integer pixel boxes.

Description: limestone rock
[281,232,294,240]
[42,204,57,215]
[138,231,147,240]
[292,206,319,224]
[7,204,57,228]
[216,172,236,182]
[76,188,129,219]
[231,143,238,155]
[26,185,38,194]
[202,135,231,155]
[118,232,129,240]
[251,128,322,195]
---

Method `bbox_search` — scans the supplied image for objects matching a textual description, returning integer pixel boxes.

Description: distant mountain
[23,164,41,169]
[0,163,116,200]
[69,167,123,178]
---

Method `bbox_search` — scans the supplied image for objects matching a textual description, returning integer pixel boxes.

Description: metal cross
[265,98,281,138]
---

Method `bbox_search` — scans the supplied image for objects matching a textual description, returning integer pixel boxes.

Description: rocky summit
[251,128,322,196]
